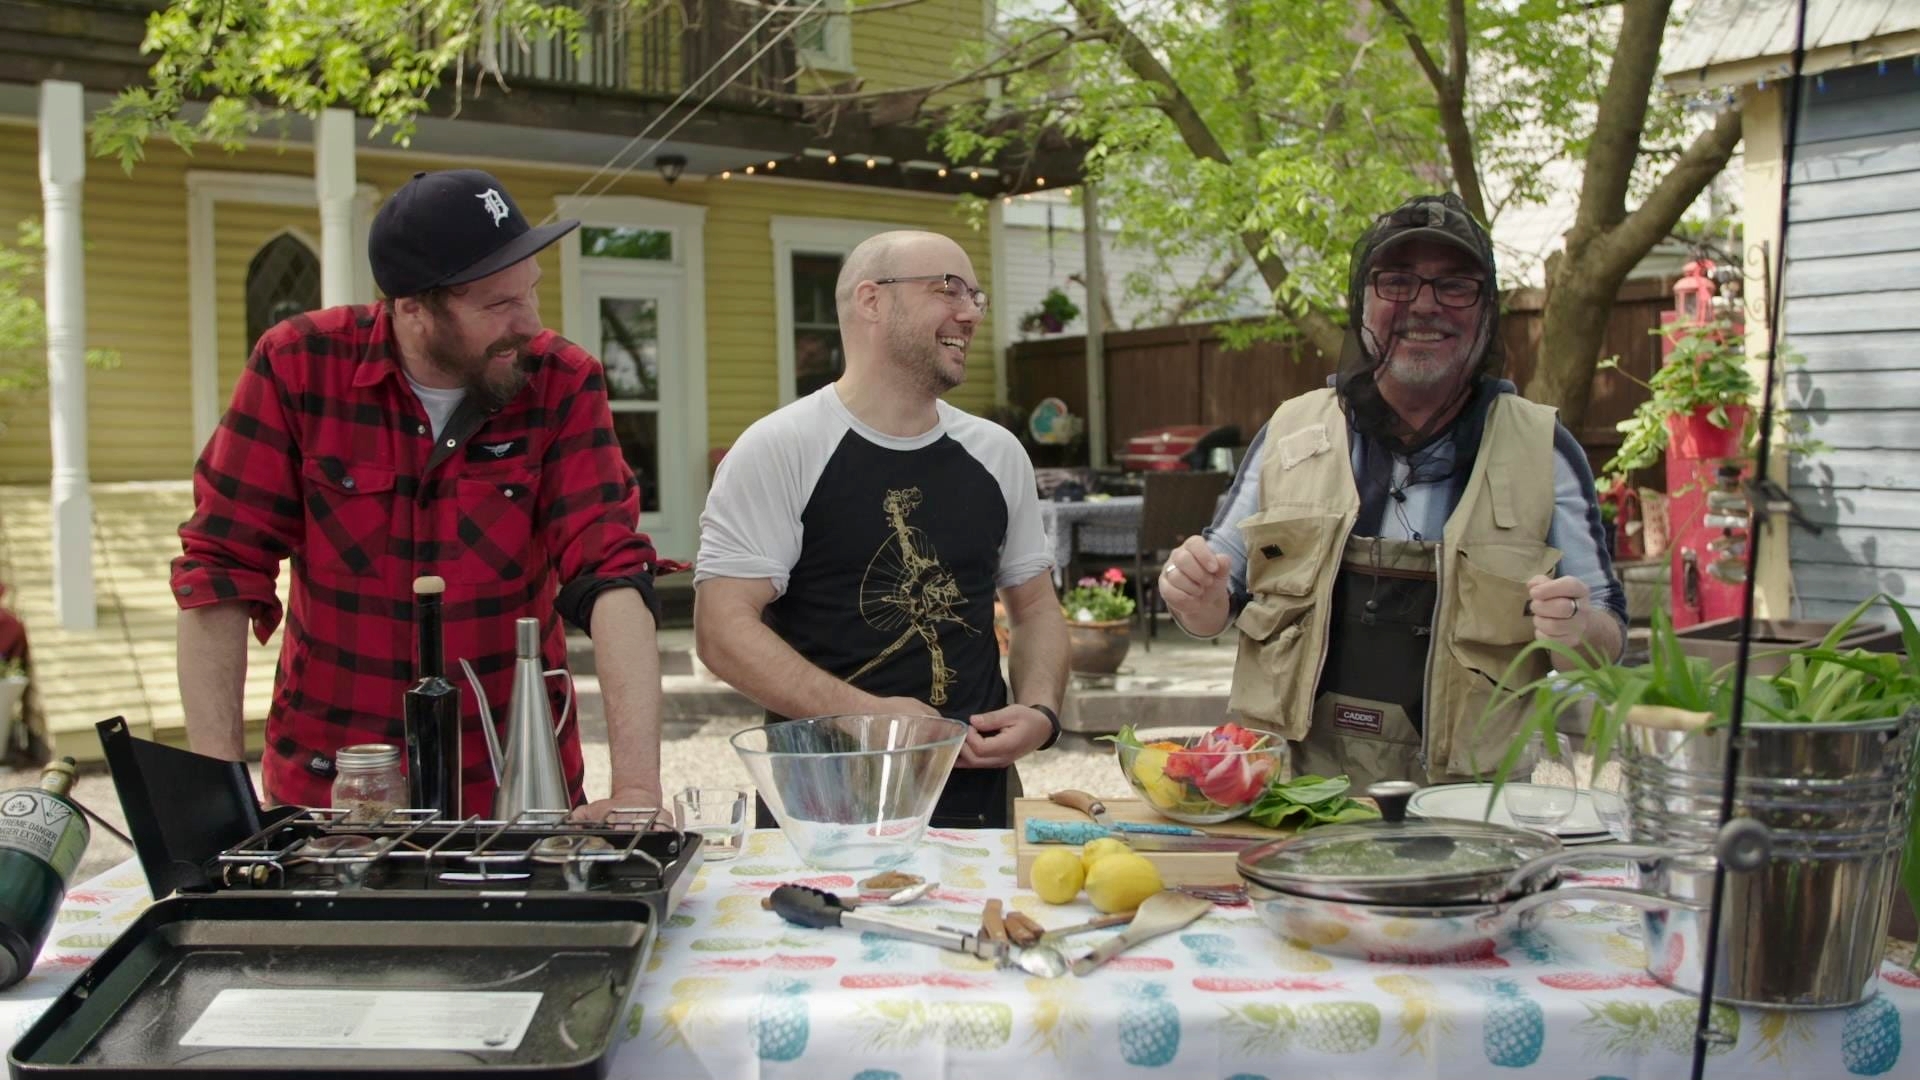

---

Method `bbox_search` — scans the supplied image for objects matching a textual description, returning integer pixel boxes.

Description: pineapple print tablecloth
[5,839,1920,1079]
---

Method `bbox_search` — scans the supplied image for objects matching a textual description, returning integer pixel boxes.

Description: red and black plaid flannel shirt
[172,303,662,812]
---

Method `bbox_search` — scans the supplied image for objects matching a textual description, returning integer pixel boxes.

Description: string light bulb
[767,160,777,170]
[866,157,878,169]
[969,169,980,181]
[745,165,755,175]
[721,170,732,180]
[827,153,838,164]
[937,166,948,178]
[1036,176,1046,187]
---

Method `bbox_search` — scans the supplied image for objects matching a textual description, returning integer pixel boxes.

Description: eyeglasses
[1369,269,1485,309]
[873,273,990,312]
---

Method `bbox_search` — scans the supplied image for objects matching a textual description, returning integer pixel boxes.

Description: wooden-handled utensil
[1069,890,1212,976]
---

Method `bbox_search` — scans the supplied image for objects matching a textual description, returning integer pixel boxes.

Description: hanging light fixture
[654,154,688,185]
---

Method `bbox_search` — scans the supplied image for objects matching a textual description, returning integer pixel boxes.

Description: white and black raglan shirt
[696,386,1054,822]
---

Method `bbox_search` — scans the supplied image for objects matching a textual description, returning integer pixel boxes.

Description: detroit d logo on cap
[477,188,510,227]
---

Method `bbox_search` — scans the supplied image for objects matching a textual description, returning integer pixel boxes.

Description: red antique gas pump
[1663,259,1751,628]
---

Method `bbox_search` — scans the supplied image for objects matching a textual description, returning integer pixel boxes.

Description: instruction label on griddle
[179,989,542,1051]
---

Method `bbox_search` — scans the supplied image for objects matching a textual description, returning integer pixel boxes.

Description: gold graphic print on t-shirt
[848,486,976,705]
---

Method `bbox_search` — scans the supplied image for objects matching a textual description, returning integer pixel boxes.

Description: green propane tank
[0,757,90,988]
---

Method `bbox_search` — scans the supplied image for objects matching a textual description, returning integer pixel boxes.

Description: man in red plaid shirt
[173,169,667,819]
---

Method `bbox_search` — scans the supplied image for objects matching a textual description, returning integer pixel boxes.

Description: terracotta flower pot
[1067,619,1131,675]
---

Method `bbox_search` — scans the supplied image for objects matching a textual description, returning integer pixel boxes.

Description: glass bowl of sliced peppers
[1108,722,1289,824]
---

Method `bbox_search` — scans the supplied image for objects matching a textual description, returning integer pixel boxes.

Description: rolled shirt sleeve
[1546,421,1628,652]
[1203,423,1266,623]
[542,365,666,632]
[172,340,304,643]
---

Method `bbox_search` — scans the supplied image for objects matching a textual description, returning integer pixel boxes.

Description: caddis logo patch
[1333,705,1384,735]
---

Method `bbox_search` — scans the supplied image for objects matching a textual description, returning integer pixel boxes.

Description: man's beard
[1376,319,1479,390]
[884,306,963,394]
[423,320,533,410]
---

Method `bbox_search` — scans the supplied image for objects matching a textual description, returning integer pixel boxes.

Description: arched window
[246,232,321,350]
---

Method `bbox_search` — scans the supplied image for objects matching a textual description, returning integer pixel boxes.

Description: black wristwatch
[1030,703,1061,750]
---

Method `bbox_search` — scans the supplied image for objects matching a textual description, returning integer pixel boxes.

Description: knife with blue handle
[1024,818,1256,851]
[1048,790,1206,835]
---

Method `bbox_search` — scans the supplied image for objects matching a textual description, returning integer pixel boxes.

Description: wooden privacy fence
[1008,277,1675,479]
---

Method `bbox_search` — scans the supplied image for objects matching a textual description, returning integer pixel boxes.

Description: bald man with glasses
[694,230,1067,829]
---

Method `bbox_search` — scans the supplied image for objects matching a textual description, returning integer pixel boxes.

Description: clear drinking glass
[675,787,750,862]
[1504,732,1577,830]
[1589,757,1631,840]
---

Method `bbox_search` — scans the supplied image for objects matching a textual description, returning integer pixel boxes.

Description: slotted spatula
[1070,890,1213,976]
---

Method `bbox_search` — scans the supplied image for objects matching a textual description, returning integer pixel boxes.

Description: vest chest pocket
[440,466,540,583]
[1228,593,1316,734]
[1449,544,1561,679]
[301,459,396,577]
[1240,512,1342,598]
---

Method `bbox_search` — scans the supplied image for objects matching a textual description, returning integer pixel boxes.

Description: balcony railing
[489,0,798,114]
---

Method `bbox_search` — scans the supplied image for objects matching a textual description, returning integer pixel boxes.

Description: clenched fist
[1160,535,1234,638]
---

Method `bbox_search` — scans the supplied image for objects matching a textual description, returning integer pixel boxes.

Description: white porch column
[1081,181,1108,468]
[988,198,1012,409]
[314,108,357,307]
[39,81,96,632]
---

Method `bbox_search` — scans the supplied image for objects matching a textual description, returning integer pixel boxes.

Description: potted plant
[1062,568,1135,674]
[1599,318,1759,479]
[1018,287,1081,336]
[1480,596,1920,993]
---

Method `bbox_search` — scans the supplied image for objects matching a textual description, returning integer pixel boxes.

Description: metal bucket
[1624,711,1918,1009]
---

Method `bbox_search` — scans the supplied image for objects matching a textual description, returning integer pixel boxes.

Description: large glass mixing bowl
[730,714,970,869]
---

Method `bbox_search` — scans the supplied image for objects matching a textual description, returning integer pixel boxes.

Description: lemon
[1084,853,1163,914]
[1031,849,1086,904]
[1131,747,1171,786]
[1080,836,1132,876]
[1139,773,1187,811]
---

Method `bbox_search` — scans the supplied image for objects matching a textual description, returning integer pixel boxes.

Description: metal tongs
[769,885,1068,978]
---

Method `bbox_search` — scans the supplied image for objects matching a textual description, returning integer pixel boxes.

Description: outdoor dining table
[1038,495,1143,585]
[5,830,1918,1079]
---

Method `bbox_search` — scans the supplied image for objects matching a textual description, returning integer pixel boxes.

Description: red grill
[1115,424,1240,472]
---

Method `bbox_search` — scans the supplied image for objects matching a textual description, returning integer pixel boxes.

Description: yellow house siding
[848,0,982,103]
[0,125,198,484]
[2,127,997,482]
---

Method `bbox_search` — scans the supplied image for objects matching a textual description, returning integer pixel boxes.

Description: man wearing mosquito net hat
[1160,193,1625,787]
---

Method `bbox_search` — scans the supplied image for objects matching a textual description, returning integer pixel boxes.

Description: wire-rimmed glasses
[874,273,990,312]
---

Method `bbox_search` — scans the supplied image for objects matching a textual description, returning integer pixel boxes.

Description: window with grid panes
[791,253,844,399]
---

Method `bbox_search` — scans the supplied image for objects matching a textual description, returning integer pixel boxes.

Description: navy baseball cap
[370,169,578,298]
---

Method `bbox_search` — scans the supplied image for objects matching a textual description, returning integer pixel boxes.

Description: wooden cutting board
[1013,797,1296,888]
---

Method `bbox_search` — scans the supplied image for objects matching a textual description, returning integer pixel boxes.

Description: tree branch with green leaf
[0,219,120,438]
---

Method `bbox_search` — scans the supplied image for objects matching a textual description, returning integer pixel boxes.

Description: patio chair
[1070,470,1230,650]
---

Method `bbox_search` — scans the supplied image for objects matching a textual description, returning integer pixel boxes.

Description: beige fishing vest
[1225,388,1561,780]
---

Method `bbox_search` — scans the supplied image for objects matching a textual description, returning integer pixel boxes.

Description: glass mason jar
[331,743,406,824]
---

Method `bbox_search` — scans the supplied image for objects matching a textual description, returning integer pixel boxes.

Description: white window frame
[770,216,912,405]
[795,2,854,74]
[555,193,710,530]
[187,170,380,456]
